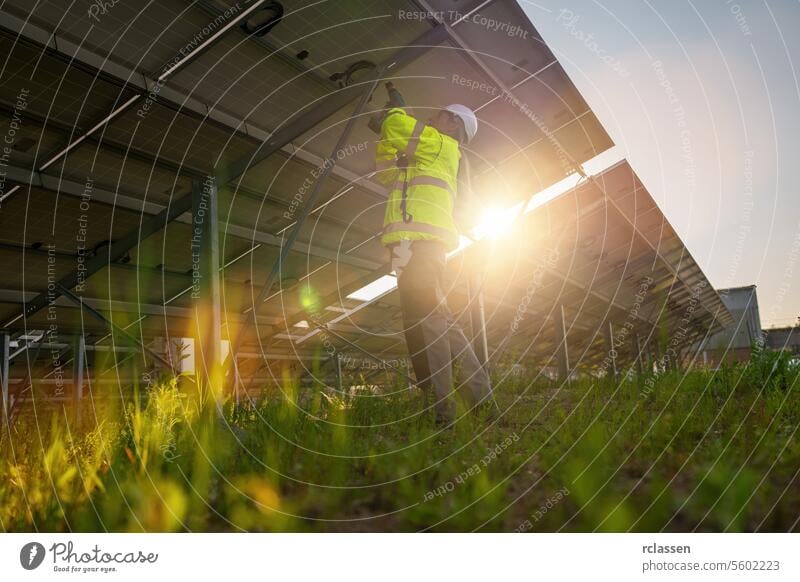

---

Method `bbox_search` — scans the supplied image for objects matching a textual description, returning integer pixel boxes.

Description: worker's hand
[385,82,405,108]
[367,84,405,135]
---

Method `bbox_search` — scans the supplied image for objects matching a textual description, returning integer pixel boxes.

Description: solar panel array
[0,0,732,399]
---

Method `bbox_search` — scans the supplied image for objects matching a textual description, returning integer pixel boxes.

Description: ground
[1,349,798,532]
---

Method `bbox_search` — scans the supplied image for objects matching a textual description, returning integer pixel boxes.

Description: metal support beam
[0,287,279,328]
[0,101,381,245]
[0,163,381,274]
[55,285,173,369]
[7,342,138,354]
[72,334,85,425]
[603,321,618,380]
[5,194,193,328]
[1,333,9,428]
[192,177,223,400]
[555,304,570,383]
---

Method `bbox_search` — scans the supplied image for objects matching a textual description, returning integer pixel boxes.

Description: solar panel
[0,0,731,398]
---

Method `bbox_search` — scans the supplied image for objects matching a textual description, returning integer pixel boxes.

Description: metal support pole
[652,341,662,373]
[192,176,223,401]
[555,304,570,383]
[1,333,9,428]
[234,358,241,405]
[633,332,644,377]
[467,275,489,367]
[603,321,617,380]
[695,335,708,370]
[640,342,648,374]
[334,353,343,393]
[677,346,692,371]
[73,334,85,425]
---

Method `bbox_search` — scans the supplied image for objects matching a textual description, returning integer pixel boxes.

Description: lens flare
[299,285,321,311]
[471,203,523,241]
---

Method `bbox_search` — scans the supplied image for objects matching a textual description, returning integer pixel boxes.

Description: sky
[517,0,800,329]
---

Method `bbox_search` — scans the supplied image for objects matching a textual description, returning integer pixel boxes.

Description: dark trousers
[392,240,492,420]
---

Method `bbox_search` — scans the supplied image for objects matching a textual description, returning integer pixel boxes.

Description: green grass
[2,349,799,532]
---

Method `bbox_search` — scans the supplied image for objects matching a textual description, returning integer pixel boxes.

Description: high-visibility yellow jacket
[375,108,460,251]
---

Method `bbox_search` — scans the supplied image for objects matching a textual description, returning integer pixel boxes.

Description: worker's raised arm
[379,108,421,150]
[373,107,421,185]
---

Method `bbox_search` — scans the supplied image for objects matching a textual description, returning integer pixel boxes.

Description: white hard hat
[444,104,478,143]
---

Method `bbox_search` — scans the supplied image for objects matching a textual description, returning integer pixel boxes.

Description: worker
[369,84,496,424]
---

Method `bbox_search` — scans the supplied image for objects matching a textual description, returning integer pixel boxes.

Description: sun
[471,203,523,241]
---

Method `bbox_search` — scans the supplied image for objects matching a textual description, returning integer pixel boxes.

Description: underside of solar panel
[0,0,733,399]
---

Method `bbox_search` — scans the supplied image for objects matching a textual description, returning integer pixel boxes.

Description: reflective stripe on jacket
[375,108,460,251]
